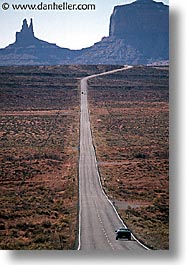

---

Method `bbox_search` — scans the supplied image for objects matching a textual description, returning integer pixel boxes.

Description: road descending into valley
[78,66,149,251]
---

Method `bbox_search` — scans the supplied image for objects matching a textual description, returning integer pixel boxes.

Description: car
[115,227,132,240]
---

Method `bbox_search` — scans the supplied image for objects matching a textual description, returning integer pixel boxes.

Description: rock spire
[16,18,35,45]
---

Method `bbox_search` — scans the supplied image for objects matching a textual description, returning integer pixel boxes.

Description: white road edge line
[78,65,150,251]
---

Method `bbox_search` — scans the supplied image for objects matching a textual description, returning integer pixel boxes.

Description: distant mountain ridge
[0,0,169,65]
[0,18,80,65]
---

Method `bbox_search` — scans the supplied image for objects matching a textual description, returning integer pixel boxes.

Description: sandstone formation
[0,0,169,65]
[109,0,169,61]
[0,18,78,65]
[15,18,35,45]
[73,0,169,64]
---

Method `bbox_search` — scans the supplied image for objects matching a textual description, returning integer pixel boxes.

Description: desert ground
[0,65,120,249]
[88,66,169,249]
[0,65,168,249]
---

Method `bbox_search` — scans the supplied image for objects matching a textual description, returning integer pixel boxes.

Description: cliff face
[110,0,168,37]
[0,0,169,65]
[109,0,169,60]
[71,0,169,65]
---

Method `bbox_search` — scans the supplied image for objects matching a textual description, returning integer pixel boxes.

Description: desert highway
[78,66,149,251]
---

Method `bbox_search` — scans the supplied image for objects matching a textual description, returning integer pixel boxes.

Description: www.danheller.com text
[1,2,96,11]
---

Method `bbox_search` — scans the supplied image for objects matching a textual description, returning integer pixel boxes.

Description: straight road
[78,66,148,251]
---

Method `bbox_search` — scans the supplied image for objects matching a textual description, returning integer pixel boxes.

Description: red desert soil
[0,65,121,250]
[88,66,169,249]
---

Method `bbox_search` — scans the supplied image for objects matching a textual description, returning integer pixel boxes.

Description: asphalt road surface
[78,66,148,251]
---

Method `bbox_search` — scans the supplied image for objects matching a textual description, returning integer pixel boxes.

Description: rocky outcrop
[70,37,145,65]
[108,0,169,61]
[15,18,35,46]
[72,0,169,64]
[0,19,79,65]
[0,0,169,65]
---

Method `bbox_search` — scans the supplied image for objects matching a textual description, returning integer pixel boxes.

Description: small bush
[134,153,147,159]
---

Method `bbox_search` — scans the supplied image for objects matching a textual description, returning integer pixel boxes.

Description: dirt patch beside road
[88,66,169,249]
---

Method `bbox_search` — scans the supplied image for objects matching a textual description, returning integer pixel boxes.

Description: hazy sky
[0,0,169,49]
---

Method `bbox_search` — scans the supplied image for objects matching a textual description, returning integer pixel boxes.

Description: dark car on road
[115,228,132,240]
